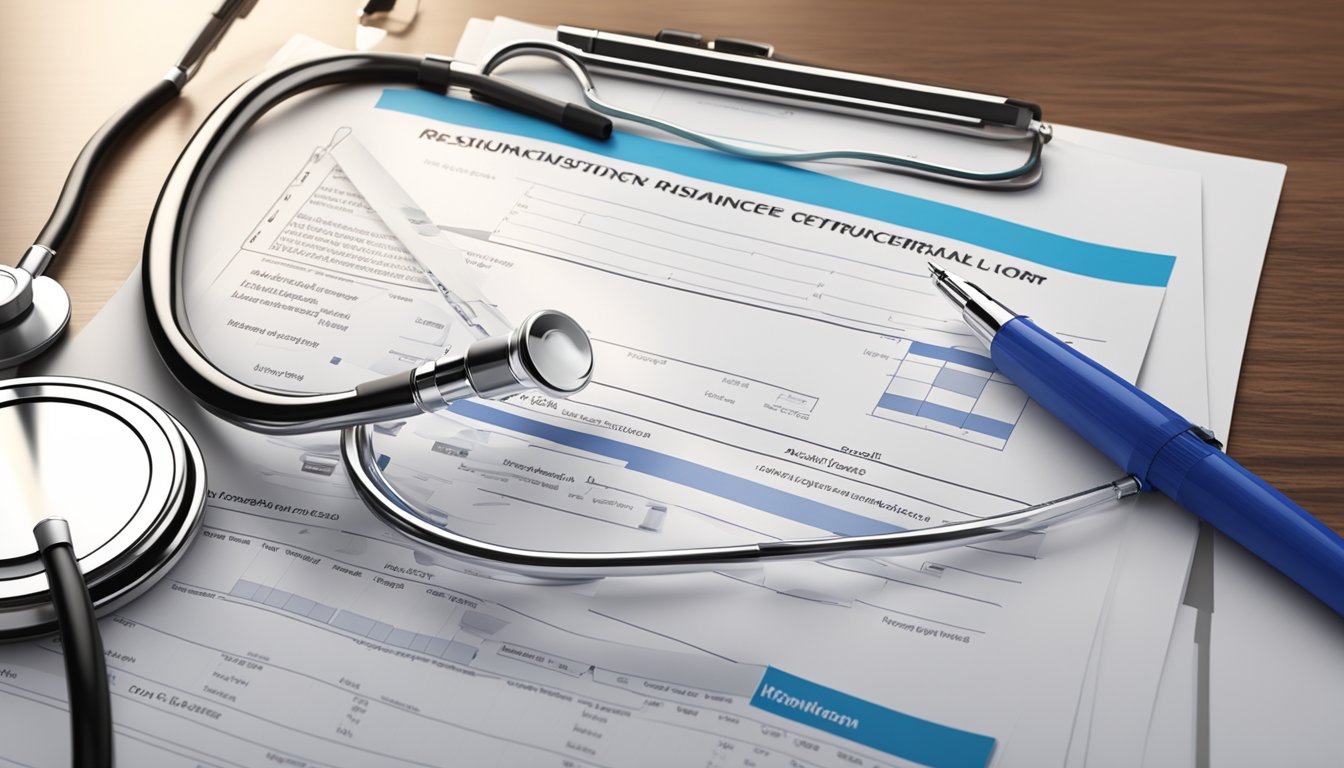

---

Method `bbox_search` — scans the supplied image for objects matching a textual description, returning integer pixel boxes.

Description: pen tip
[927,262,945,278]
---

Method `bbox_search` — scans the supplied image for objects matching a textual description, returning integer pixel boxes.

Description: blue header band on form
[750,667,996,768]
[374,89,1176,287]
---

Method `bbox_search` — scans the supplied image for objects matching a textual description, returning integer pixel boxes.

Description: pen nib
[926,265,1017,347]
[927,262,968,309]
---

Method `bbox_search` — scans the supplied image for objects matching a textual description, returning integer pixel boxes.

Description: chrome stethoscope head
[412,310,594,414]
[0,250,71,370]
[469,310,593,401]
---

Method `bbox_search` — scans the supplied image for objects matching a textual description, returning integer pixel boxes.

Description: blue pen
[929,264,1344,617]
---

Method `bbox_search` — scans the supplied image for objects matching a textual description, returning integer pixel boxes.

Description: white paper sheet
[1059,128,1284,443]
[1142,606,1197,768]
[1056,130,1284,768]
[1207,535,1344,768]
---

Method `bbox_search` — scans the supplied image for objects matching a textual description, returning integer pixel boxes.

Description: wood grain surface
[3,0,1340,530]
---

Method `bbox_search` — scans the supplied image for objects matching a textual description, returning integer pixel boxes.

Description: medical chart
[1,65,1205,767]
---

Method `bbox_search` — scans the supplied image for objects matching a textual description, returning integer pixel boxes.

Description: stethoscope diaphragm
[0,266,71,370]
[0,376,205,641]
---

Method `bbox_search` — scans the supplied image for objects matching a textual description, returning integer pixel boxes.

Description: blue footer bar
[749,667,996,768]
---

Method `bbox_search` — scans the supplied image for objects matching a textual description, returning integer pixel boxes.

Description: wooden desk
[2,0,1340,530]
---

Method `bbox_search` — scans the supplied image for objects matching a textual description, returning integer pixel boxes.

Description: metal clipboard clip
[474,26,1052,190]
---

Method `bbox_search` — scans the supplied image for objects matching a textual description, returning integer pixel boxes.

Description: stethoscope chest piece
[0,376,205,641]
[0,265,71,370]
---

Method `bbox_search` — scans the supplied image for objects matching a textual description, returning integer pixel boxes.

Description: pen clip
[1189,425,1224,451]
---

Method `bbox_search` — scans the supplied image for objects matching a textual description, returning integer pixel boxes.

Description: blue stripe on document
[374,89,1176,287]
[875,394,1016,441]
[933,367,990,398]
[917,401,973,430]
[750,667,996,768]
[446,400,899,536]
[878,393,928,417]
[963,414,1015,440]
[907,341,996,372]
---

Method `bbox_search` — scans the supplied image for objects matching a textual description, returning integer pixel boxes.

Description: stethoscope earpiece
[0,264,71,369]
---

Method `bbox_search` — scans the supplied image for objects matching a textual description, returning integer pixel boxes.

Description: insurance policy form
[454,20,1219,767]
[2,64,1200,768]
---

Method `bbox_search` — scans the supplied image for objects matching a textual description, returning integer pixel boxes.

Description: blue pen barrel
[990,317,1192,479]
[1149,432,1344,616]
[992,316,1344,616]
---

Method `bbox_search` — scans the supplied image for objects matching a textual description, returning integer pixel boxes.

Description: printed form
[1,73,1201,768]
[451,24,1216,768]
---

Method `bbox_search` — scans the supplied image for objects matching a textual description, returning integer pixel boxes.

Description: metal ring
[0,376,206,641]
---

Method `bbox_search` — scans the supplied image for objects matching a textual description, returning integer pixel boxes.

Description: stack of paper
[0,21,1298,768]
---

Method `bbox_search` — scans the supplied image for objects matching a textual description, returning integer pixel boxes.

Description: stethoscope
[142,47,1131,581]
[0,11,1124,767]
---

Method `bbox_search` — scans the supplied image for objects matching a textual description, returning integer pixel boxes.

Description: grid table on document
[873,342,1029,450]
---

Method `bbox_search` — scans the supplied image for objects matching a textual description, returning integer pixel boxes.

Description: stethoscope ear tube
[344,416,1141,580]
[0,78,182,372]
[39,79,184,257]
[453,66,612,140]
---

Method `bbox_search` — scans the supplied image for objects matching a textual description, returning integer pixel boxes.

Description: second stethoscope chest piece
[0,377,206,641]
[0,263,71,370]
